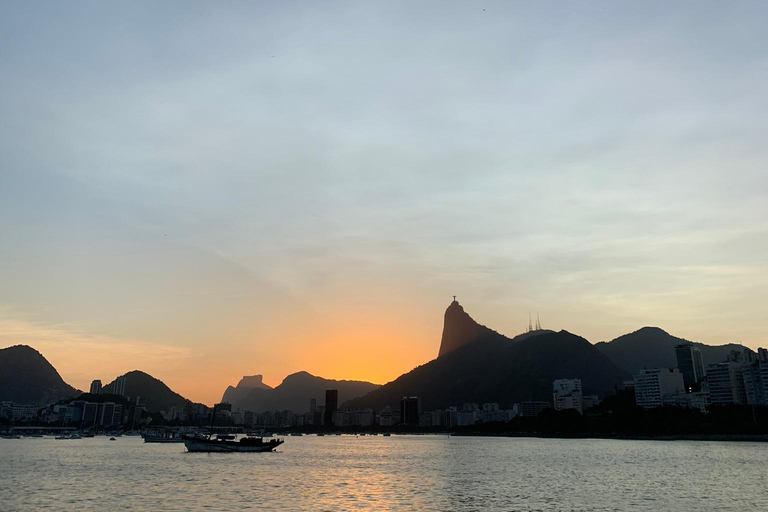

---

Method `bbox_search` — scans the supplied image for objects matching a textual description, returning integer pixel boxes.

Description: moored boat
[182,434,283,453]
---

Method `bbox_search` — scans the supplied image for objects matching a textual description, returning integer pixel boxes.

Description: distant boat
[142,431,184,443]
[289,433,303,437]
[316,433,325,436]
[383,433,391,437]
[182,434,283,453]
[1,434,21,439]
[109,437,116,441]
[55,433,81,440]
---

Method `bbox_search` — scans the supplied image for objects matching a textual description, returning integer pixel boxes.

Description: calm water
[1,435,766,511]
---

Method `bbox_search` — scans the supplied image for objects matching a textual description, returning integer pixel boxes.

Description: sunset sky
[2,2,767,405]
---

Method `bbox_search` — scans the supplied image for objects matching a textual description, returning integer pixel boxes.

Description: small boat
[289,433,303,437]
[316,433,325,436]
[1,434,21,439]
[182,434,283,453]
[383,433,391,437]
[109,437,117,441]
[142,431,184,443]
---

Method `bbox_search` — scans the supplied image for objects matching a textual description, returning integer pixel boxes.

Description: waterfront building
[707,362,747,406]
[400,396,421,425]
[113,376,126,397]
[675,344,706,391]
[89,379,102,394]
[440,407,458,428]
[378,406,393,427]
[324,390,338,426]
[309,398,316,414]
[582,395,600,411]
[553,379,583,414]
[633,368,685,409]
[520,401,551,417]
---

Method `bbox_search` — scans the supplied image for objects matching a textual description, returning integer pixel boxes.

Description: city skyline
[2,2,768,405]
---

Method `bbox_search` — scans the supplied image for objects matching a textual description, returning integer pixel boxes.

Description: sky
[1,1,767,405]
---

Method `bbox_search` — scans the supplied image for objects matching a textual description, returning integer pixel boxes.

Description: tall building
[400,396,421,425]
[113,376,126,397]
[675,344,706,391]
[553,379,583,414]
[707,362,748,405]
[324,390,338,426]
[309,398,317,414]
[520,401,551,417]
[633,368,685,409]
[89,379,102,394]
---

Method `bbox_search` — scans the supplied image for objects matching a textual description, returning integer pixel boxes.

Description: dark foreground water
[1,435,766,511]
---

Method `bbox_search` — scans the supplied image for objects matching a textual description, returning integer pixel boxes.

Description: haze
[1,1,767,405]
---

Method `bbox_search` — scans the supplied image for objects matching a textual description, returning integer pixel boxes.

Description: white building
[633,369,685,409]
[553,379,583,414]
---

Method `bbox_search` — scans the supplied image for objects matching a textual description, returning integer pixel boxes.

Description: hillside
[225,371,379,413]
[595,327,746,374]
[102,370,191,413]
[346,330,629,411]
[0,345,80,405]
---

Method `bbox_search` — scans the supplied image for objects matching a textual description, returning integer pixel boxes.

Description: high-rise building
[675,344,706,391]
[324,390,338,426]
[400,396,421,425]
[113,376,126,397]
[633,368,685,409]
[309,398,317,414]
[707,362,748,405]
[89,379,102,394]
[553,379,583,414]
[520,401,551,417]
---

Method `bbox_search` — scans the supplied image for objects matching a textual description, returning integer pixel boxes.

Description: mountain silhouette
[438,300,504,357]
[345,302,628,411]
[102,370,192,413]
[224,371,379,413]
[0,345,80,405]
[595,327,746,374]
[221,374,273,405]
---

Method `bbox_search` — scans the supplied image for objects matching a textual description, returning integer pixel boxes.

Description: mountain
[225,371,379,413]
[594,327,746,375]
[345,302,629,411]
[0,345,81,405]
[102,370,192,413]
[438,299,505,357]
[221,374,273,404]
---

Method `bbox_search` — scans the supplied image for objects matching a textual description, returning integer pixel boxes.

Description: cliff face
[438,300,498,358]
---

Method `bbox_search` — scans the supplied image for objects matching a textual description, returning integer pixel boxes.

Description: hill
[102,370,192,413]
[225,371,379,413]
[345,302,629,411]
[595,327,746,374]
[0,345,80,405]
[221,374,273,405]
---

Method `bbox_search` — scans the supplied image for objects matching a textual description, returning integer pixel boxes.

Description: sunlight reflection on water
[1,435,766,511]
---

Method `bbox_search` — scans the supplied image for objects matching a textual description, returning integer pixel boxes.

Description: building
[707,362,748,406]
[675,344,706,391]
[633,368,685,409]
[89,380,102,394]
[553,379,583,414]
[582,395,600,411]
[400,396,421,425]
[324,390,338,427]
[113,376,126,397]
[520,401,551,417]
[309,398,317,415]
[378,406,394,427]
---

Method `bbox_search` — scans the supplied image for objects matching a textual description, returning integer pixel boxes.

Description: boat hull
[182,436,283,453]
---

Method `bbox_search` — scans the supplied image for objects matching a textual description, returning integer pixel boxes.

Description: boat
[142,431,184,443]
[55,433,80,440]
[383,433,391,436]
[289,433,303,437]
[182,434,283,453]
[109,437,117,441]
[1,434,21,439]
